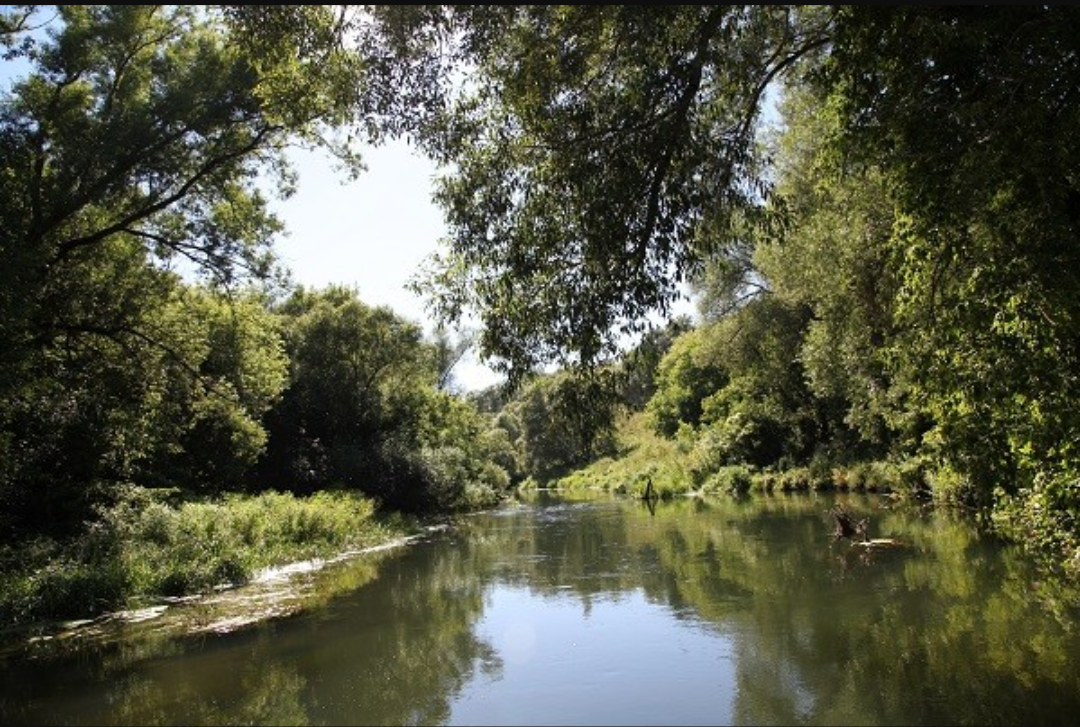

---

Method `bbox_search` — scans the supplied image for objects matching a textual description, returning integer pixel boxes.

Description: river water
[1,490,1077,725]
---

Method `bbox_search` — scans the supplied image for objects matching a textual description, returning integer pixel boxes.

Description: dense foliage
[0,6,513,549]
[363,5,1079,581]
[2,4,1077,610]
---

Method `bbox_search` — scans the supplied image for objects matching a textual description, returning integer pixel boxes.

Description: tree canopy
[2,4,1078,581]
[0,4,504,535]
[384,6,834,382]
[355,4,1080,578]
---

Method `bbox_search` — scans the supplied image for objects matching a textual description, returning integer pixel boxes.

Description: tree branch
[50,125,277,267]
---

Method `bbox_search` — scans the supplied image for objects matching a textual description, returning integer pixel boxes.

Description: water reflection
[0,492,1077,726]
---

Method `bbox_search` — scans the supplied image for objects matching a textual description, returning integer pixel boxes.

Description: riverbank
[0,487,422,629]
[539,410,1080,611]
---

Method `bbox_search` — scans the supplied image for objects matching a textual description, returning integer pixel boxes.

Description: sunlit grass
[0,488,418,627]
[551,411,693,498]
[546,410,930,505]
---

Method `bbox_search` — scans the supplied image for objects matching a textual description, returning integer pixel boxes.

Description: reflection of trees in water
[0,539,497,726]
[108,660,311,726]
[467,499,668,619]
[289,540,500,726]
[2,494,1078,725]
[637,495,1080,725]
[484,492,1080,725]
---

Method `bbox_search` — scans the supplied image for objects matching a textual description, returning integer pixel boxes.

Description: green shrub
[701,465,754,496]
[991,473,1080,583]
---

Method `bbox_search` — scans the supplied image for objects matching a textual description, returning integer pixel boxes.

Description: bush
[928,465,984,508]
[701,465,754,496]
[991,473,1080,583]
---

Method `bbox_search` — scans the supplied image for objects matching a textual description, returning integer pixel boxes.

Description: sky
[2,23,697,394]
[269,140,505,392]
[0,10,502,391]
[272,141,439,326]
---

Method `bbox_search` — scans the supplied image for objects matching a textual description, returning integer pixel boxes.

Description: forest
[1,5,1077,625]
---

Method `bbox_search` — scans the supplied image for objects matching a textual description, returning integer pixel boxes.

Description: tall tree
[821,7,1080,502]
[752,80,902,454]
[387,5,834,384]
[257,286,432,494]
[259,285,509,512]
[0,5,366,535]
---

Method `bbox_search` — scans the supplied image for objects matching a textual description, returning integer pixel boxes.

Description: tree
[148,287,289,494]
[256,286,432,495]
[616,315,692,412]
[503,371,620,482]
[256,285,510,512]
[648,297,828,474]
[821,7,1080,503]
[696,296,825,470]
[646,326,728,439]
[0,5,367,536]
[382,5,834,384]
[0,267,289,535]
[752,80,902,455]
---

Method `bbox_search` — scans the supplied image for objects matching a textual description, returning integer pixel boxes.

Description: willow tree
[0,5,368,535]
[381,5,833,384]
[355,5,1080,575]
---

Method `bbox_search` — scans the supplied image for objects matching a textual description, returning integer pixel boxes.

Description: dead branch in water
[829,505,869,542]
[829,505,906,550]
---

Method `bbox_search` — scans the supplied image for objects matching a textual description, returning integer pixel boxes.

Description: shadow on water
[1,490,1078,726]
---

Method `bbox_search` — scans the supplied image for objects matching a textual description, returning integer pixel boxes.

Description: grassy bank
[542,412,694,497]
[546,411,1079,605]
[547,411,919,500]
[0,487,419,628]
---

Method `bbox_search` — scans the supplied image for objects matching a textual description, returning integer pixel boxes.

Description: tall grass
[551,412,694,498]
[0,488,416,627]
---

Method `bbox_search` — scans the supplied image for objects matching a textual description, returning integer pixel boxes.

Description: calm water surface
[1,490,1078,725]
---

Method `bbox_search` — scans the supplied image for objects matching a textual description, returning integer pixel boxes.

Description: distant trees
[509,372,619,482]
[255,286,510,512]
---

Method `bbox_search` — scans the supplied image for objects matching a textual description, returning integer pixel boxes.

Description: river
[1,490,1077,725]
